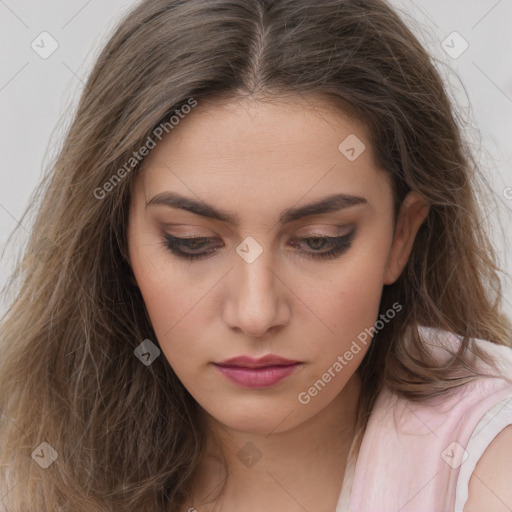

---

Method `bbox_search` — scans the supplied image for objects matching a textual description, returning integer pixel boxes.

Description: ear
[384,191,430,285]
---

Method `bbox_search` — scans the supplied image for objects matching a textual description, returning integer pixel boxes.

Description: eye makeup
[161,229,356,262]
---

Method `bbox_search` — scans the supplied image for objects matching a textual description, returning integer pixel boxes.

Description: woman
[1,0,511,511]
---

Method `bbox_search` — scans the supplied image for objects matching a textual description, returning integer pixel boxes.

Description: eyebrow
[146,191,368,226]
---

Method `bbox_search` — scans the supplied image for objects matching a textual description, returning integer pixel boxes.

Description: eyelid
[158,224,214,238]
[294,224,355,237]
[160,223,354,238]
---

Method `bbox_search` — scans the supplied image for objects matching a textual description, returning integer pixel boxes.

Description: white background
[1,0,511,321]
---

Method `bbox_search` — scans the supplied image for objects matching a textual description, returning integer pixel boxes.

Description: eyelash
[162,231,355,261]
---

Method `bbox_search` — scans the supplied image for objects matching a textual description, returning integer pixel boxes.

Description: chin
[203,399,305,434]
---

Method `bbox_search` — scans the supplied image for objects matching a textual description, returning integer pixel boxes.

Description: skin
[127,95,430,512]
[464,424,512,511]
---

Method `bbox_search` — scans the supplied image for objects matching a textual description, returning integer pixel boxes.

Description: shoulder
[463,424,512,512]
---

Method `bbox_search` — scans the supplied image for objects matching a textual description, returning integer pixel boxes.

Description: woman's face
[127,95,428,433]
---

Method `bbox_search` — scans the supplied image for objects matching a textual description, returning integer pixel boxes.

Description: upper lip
[214,354,300,368]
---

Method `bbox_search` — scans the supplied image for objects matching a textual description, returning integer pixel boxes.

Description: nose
[222,248,291,338]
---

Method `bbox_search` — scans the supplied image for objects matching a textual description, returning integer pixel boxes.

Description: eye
[289,232,355,260]
[162,230,356,262]
[162,234,220,261]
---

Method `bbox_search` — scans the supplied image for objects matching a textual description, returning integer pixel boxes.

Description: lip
[213,354,302,388]
[216,354,300,368]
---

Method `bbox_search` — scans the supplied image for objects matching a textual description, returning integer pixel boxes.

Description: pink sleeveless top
[336,325,512,512]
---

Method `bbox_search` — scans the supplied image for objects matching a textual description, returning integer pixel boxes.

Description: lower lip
[213,363,301,388]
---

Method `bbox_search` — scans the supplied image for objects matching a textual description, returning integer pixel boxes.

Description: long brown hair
[1,0,510,510]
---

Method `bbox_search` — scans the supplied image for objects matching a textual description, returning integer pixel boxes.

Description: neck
[187,371,362,512]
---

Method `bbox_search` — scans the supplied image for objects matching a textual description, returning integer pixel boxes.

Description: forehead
[135,95,392,223]
[147,95,371,162]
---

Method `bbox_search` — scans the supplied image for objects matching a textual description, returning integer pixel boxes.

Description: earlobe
[384,191,430,285]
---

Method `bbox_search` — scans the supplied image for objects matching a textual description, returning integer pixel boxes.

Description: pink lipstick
[213,354,301,388]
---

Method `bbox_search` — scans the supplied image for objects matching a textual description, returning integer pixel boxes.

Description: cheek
[129,242,218,384]
[129,234,186,348]
[307,251,389,332]
[136,272,191,352]
[292,260,386,410]
[133,268,203,385]
[294,233,392,378]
